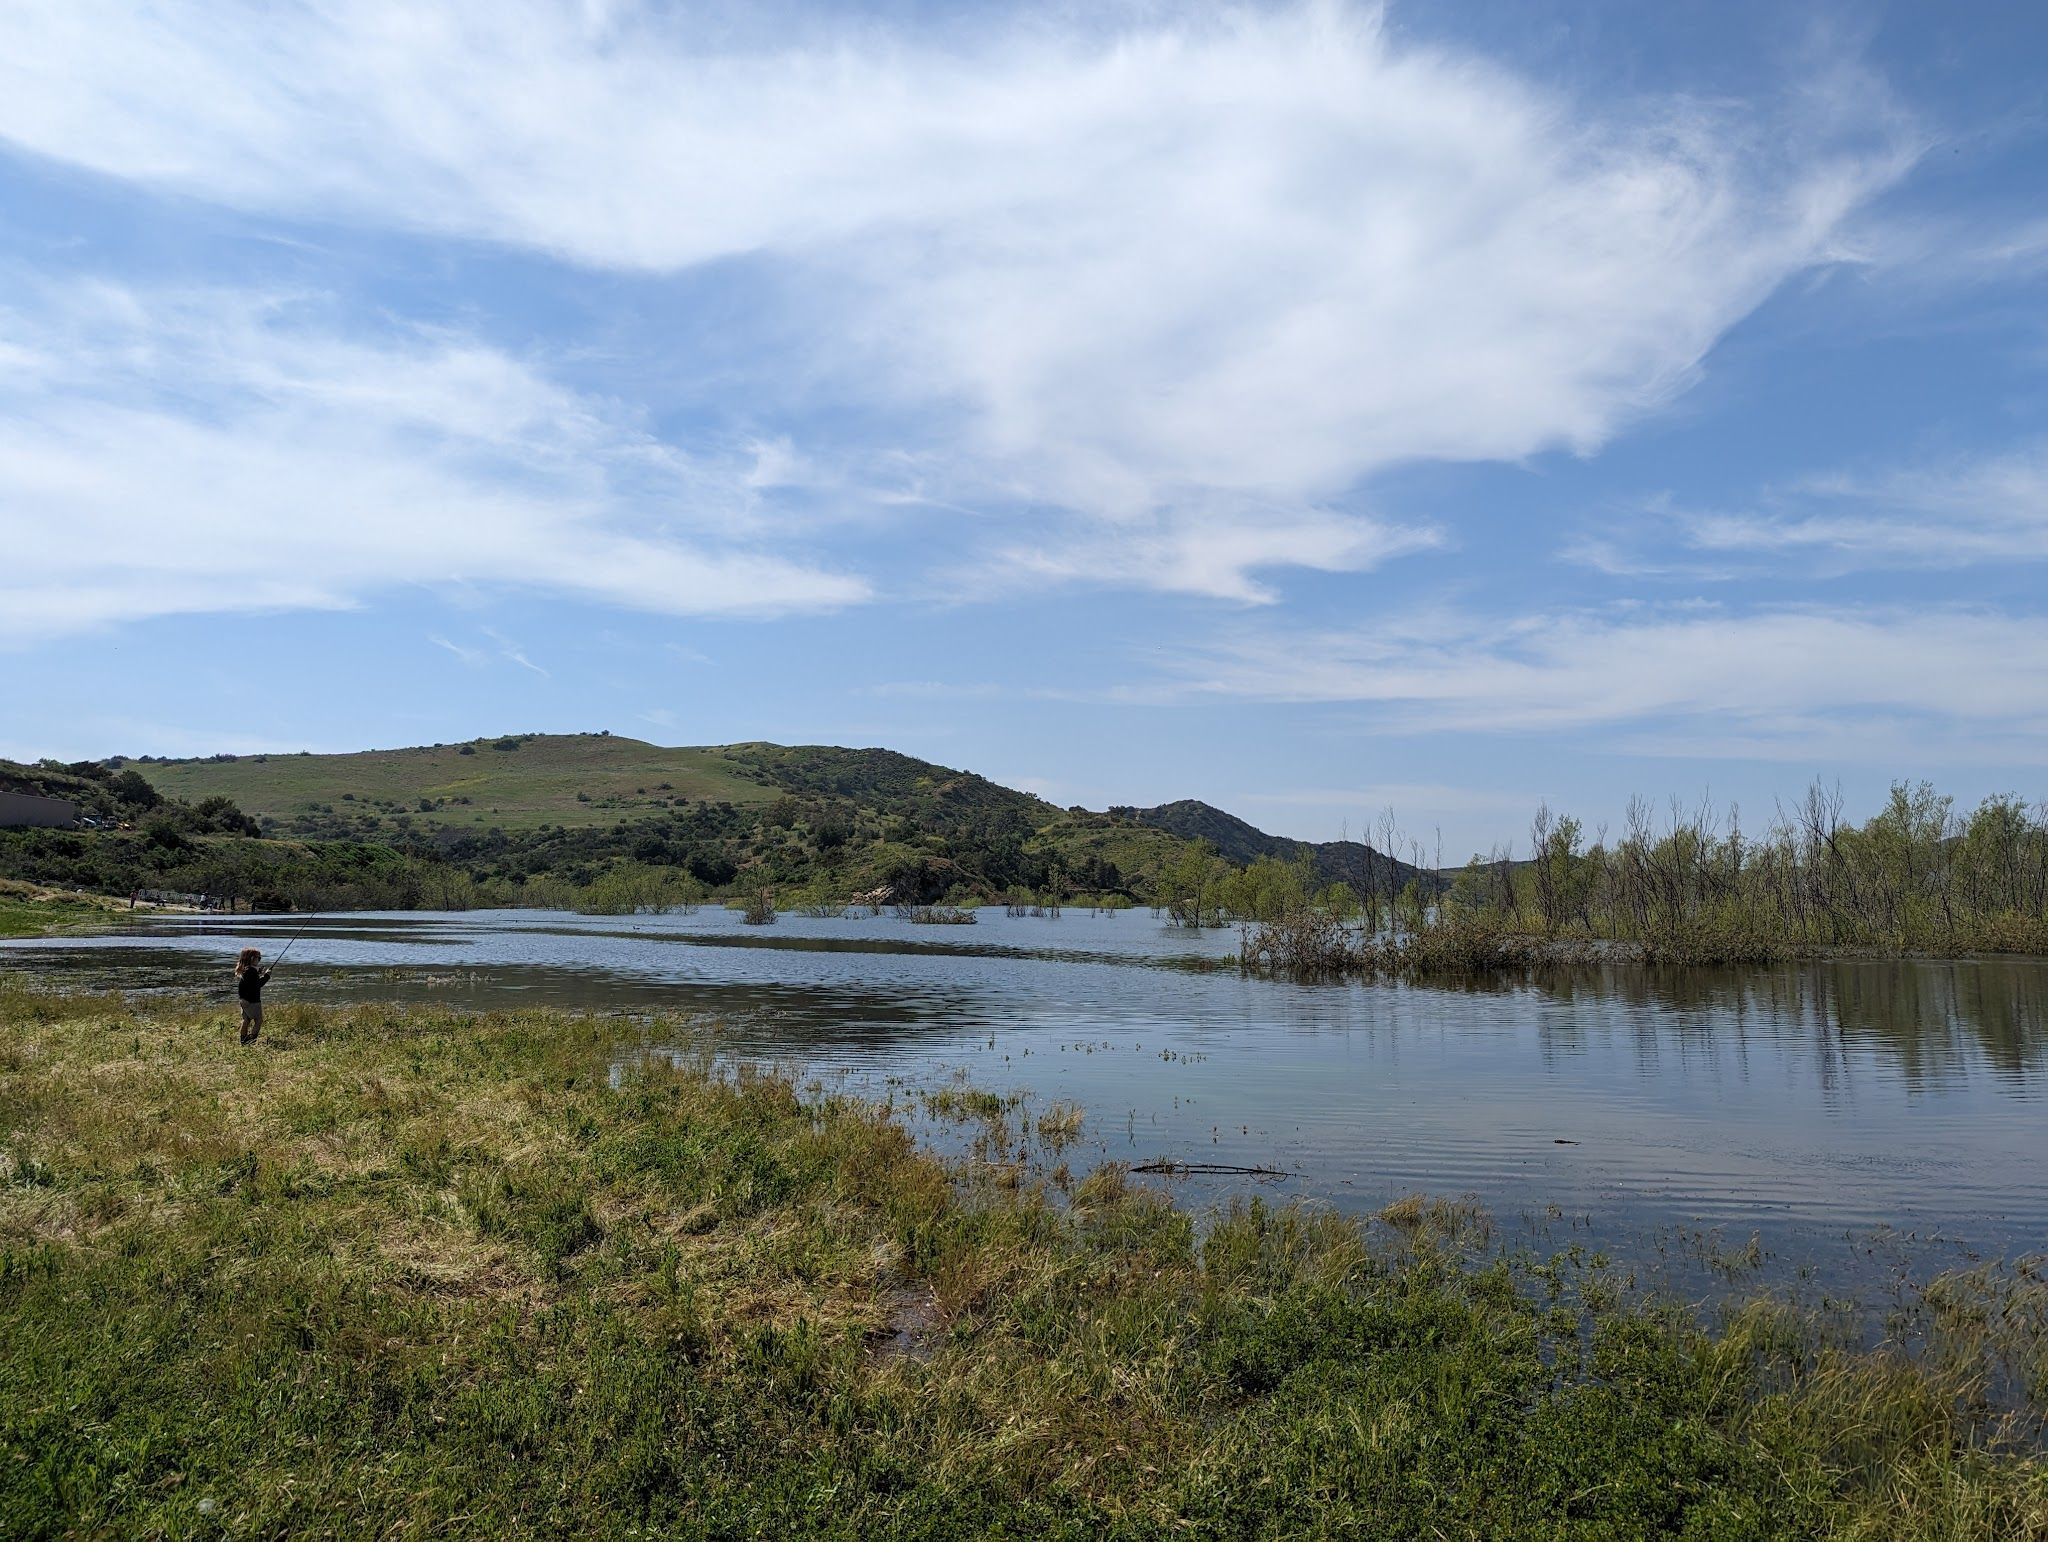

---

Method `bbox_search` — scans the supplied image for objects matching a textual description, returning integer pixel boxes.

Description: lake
[6,906,2043,1289]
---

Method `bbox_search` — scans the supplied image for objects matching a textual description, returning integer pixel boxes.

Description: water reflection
[3,910,2042,1264]
[1529,961,2048,1091]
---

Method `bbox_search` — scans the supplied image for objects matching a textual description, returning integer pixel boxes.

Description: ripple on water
[5,908,2044,1270]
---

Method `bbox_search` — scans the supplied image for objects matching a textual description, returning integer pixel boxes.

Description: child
[234,947,272,1043]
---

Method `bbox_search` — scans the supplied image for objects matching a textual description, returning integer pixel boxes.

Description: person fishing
[233,947,272,1043]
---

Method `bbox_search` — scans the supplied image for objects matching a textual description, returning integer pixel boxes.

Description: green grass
[2,983,2043,1537]
[139,734,778,832]
[0,881,125,939]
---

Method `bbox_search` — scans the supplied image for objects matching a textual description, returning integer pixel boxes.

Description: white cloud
[957,501,1444,603]
[480,627,551,677]
[1161,605,2048,756]
[0,1,1917,606]
[1701,445,2048,565]
[1571,443,2048,576]
[0,282,869,642]
[427,633,488,666]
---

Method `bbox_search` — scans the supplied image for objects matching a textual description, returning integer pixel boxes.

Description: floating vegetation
[1130,1159,1288,1178]
[905,905,976,925]
[1033,1100,1085,1148]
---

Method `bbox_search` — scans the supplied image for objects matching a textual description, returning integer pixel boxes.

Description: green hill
[137,734,775,833]
[123,735,1164,902]
[86,734,1417,909]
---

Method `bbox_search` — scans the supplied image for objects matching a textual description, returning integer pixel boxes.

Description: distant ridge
[1113,799,1433,894]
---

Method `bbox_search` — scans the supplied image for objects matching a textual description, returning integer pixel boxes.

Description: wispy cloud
[863,680,1013,701]
[1570,442,2048,577]
[481,626,549,678]
[428,633,488,666]
[1158,604,2048,758]
[0,281,870,643]
[0,2,1918,608]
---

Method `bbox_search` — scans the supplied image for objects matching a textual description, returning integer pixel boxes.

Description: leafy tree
[111,769,162,809]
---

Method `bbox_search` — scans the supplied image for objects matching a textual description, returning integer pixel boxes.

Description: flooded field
[7,906,2043,1289]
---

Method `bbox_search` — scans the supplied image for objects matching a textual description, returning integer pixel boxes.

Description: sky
[2,0,2046,859]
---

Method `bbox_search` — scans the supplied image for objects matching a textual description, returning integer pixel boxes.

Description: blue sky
[2,0,2045,858]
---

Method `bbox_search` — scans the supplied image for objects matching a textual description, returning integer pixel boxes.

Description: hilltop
[1118,798,1432,895]
[117,734,1414,906]
[135,733,778,833]
[116,734,1190,902]
[0,735,1428,913]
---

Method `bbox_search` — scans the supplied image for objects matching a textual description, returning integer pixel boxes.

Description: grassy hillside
[118,735,1419,909]
[127,736,1163,903]
[138,733,775,834]
[0,756,447,914]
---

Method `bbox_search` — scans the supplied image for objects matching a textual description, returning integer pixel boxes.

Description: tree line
[1237,781,2048,975]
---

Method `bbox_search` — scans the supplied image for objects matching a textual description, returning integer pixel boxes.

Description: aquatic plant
[1243,781,2048,975]
[572,863,705,916]
[905,905,976,925]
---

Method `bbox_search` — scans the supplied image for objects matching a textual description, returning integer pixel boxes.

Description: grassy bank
[1,986,2042,1537]
[0,881,128,940]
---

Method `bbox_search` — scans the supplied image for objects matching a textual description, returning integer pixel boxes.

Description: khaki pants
[239,998,263,1040]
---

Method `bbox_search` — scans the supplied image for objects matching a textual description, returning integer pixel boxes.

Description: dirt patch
[868,1284,942,1363]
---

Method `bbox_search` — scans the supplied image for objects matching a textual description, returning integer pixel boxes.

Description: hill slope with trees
[3,735,1417,914]
[1116,798,1434,895]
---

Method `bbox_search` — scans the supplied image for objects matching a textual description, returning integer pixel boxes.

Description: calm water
[6,908,2044,1279]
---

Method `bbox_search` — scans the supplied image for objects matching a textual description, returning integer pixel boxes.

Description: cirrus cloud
[0,280,869,642]
[0,1,1920,614]
[1156,603,2048,760]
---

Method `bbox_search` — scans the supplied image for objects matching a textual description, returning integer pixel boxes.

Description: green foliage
[1250,780,2048,976]
[0,827,487,913]
[1158,837,1228,926]
[24,740,2048,959]
[110,736,1209,905]
[1120,797,1430,895]
[573,864,705,916]
[1160,847,1360,927]
[108,768,160,809]
[0,883,121,939]
[0,987,2041,1536]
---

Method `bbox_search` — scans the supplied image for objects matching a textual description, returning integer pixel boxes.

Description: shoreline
[2,982,2041,1535]
[18,893,2048,973]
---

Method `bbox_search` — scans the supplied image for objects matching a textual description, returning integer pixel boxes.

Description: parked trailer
[0,792,78,829]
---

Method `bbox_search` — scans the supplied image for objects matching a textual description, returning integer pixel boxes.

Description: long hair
[235,947,262,976]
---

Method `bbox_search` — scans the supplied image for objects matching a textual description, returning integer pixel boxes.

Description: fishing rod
[267,910,318,969]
